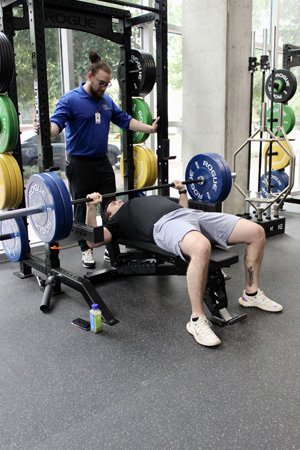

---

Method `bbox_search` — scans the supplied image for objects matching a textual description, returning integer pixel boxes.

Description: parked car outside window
[21,130,121,169]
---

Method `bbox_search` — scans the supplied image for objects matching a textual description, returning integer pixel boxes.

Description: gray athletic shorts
[153,209,241,260]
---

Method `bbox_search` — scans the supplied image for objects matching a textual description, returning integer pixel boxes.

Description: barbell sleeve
[0,205,45,221]
[72,178,206,204]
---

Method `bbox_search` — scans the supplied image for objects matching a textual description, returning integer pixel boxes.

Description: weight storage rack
[0,0,170,313]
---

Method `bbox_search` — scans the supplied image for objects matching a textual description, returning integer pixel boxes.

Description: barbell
[0,153,234,261]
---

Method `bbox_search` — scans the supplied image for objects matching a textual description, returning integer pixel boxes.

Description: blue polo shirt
[50,83,132,157]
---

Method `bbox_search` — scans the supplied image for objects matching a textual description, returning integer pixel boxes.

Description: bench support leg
[205,268,247,326]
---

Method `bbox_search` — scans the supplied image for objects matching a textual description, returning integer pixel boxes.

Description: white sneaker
[82,249,95,268]
[186,315,221,347]
[103,249,111,263]
[239,289,283,312]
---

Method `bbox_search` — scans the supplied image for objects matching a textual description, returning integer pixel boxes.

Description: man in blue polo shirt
[50,50,159,268]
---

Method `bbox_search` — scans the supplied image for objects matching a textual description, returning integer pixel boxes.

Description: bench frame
[85,240,247,326]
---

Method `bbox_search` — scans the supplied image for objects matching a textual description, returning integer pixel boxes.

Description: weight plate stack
[145,146,157,185]
[185,153,229,203]
[118,49,156,97]
[120,145,153,189]
[45,172,73,239]
[0,154,13,209]
[1,154,23,209]
[38,173,67,242]
[132,98,153,144]
[0,95,19,153]
[0,32,15,93]
[260,170,289,197]
[26,173,62,243]
[209,153,232,201]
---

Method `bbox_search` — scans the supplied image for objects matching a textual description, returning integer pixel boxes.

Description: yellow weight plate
[263,141,291,170]
[133,144,152,188]
[6,154,23,207]
[120,146,152,189]
[142,146,155,186]
[145,146,157,185]
[0,154,12,209]
[2,154,18,208]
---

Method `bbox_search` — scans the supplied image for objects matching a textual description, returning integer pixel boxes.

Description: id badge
[95,112,101,124]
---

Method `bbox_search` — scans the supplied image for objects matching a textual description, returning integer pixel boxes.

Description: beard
[88,84,104,100]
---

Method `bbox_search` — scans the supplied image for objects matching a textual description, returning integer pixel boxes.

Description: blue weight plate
[279,170,289,187]
[185,153,227,203]
[0,217,28,262]
[202,153,228,202]
[45,172,73,239]
[209,153,232,201]
[39,173,66,241]
[260,171,289,198]
[25,173,61,243]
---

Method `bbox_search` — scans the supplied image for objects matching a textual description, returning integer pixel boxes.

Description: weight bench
[95,239,247,326]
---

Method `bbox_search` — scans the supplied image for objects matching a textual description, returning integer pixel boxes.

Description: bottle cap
[91,303,99,310]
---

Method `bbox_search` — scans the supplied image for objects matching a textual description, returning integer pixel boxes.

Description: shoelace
[194,317,214,336]
[254,290,272,304]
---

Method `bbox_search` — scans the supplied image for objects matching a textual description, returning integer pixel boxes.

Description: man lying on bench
[85,181,282,348]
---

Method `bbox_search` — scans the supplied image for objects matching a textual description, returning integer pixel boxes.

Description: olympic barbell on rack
[0,153,234,261]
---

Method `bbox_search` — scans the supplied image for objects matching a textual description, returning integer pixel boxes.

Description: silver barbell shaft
[0,205,44,221]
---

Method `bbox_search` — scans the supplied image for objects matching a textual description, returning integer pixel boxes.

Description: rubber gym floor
[0,206,299,450]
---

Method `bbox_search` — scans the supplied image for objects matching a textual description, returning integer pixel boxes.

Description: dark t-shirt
[105,195,182,242]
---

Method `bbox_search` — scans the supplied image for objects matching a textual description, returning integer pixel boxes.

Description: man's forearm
[86,205,98,228]
[50,122,60,140]
[129,118,157,134]
[178,190,189,208]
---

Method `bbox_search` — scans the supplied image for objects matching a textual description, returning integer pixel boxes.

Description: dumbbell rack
[0,0,169,317]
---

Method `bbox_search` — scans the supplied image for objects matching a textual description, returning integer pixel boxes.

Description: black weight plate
[265,69,297,103]
[0,217,28,262]
[126,50,156,97]
[0,33,14,93]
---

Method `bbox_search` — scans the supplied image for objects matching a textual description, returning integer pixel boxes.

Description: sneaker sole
[186,322,221,347]
[82,262,96,269]
[239,298,283,312]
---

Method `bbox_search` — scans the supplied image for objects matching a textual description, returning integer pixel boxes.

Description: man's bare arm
[50,122,60,141]
[85,193,112,248]
[172,180,189,208]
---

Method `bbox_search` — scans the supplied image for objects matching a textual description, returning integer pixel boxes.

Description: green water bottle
[89,303,102,333]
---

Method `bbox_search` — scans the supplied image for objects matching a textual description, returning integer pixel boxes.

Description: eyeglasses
[94,76,112,88]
